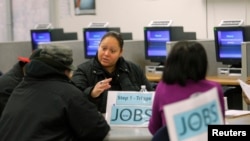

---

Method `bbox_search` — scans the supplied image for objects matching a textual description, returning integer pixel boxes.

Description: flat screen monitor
[214,26,245,67]
[144,27,171,65]
[31,29,51,51]
[83,27,120,59]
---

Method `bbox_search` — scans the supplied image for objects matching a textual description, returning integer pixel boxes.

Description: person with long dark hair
[148,41,225,136]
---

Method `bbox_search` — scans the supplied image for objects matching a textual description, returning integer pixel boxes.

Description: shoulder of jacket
[78,59,94,69]
[126,61,141,71]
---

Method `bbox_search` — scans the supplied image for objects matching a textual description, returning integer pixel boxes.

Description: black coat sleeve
[66,88,110,140]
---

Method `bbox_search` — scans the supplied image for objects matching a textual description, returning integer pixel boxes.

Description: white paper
[237,79,250,100]
[225,109,250,118]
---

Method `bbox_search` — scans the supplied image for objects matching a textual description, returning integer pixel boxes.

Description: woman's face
[97,36,122,68]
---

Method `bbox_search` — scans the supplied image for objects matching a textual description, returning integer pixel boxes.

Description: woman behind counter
[72,31,154,113]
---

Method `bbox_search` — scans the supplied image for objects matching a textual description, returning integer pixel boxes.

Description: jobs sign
[163,88,224,141]
[105,91,155,127]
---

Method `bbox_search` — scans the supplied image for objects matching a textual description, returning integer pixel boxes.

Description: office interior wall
[0,0,8,42]
[241,42,250,110]
[0,1,5,41]
[241,43,247,81]
[54,0,207,40]
[0,41,32,73]
[241,42,250,81]
[0,40,222,75]
[53,0,250,41]
[121,40,155,70]
[0,40,152,73]
[245,43,250,76]
[1,0,250,42]
[207,0,250,39]
[12,0,50,41]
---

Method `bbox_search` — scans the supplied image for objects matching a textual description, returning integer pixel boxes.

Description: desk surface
[104,127,152,141]
[206,76,239,85]
[104,114,250,141]
[146,73,239,85]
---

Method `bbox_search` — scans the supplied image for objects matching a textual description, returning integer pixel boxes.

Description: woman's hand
[91,78,112,98]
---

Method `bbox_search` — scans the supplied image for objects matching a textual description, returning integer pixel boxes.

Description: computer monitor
[214,26,245,68]
[144,27,171,65]
[144,26,197,65]
[30,29,52,51]
[83,27,120,59]
[31,28,78,51]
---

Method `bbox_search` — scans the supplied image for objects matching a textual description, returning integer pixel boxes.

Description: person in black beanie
[0,44,110,141]
[0,48,42,117]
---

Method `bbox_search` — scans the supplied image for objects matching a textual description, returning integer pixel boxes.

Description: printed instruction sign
[105,91,155,127]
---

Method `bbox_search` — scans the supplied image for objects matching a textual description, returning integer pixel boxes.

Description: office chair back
[151,126,170,141]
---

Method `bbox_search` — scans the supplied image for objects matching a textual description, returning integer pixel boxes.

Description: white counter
[104,127,152,141]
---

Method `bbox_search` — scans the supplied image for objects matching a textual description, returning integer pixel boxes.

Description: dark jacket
[72,57,154,113]
[0,60,110,141]
[0,62,24,117]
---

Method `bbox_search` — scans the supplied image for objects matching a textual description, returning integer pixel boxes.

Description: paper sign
[105,91,155,127]
[163,88,223,141]
[116,93,153,105]
[225,109,250,118]
[238,79,250,100]
[109,105,151,125]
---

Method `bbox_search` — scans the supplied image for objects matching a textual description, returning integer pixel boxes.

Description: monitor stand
[145,65,164,74]
[217,67,242,78]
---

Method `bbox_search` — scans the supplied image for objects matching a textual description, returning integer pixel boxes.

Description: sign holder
[218,19,244,26]
[87,22,109,28]
[148,20,173,27]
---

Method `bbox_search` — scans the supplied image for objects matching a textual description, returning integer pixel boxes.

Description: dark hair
[162,40,208,86]
[100,31,124,49]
